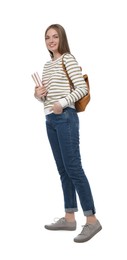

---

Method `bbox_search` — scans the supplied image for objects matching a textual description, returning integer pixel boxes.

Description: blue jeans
[46,107,96,216]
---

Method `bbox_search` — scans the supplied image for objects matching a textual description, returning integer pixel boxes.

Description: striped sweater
[41,53,88,115]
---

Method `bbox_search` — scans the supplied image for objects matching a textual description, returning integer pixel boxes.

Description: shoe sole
[74,226,102,243]
[44,225,76,231]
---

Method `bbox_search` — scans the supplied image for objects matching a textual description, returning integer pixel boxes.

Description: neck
[52,53,61,61]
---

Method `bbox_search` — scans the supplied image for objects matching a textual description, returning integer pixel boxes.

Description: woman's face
[45,28,60,55]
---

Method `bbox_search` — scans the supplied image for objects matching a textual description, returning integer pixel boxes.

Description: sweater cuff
[58,98,68,108]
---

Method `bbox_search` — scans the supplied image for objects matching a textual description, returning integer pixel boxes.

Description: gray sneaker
[74,220,102,242]
[44,217,76,231]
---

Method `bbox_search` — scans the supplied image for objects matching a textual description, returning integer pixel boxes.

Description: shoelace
[52,217,65,224]
[79,224,90,235]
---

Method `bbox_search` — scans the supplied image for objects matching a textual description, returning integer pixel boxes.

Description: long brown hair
[45,24,71,58]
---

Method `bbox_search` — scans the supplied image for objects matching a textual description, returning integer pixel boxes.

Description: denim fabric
[46,107,96,216]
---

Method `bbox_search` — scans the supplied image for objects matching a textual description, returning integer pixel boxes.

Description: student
[34,24,102,242]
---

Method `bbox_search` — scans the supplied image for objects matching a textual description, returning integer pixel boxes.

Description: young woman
[34,24,102,243]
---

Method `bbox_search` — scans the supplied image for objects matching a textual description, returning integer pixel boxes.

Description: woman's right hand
[34,85,47,99]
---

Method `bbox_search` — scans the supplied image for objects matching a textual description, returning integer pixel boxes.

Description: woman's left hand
[51,102,63,114]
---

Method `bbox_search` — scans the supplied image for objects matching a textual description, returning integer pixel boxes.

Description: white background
[0,0,127,259]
